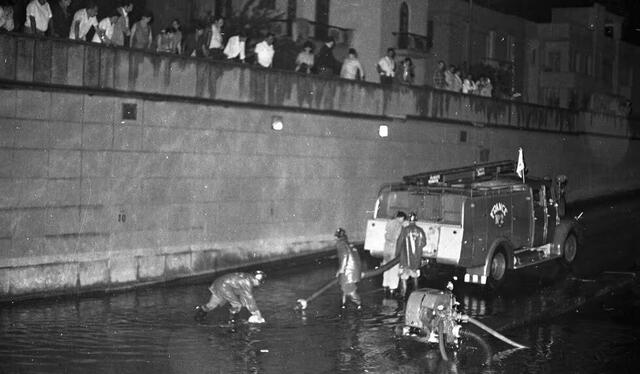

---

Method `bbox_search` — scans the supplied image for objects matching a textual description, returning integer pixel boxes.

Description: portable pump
[403,281,465,346]
[401,280,527,361]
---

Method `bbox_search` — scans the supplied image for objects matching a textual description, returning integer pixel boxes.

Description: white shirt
[377,56,395,77]
[0,6,15,31]
[69,8,98,40]
[223,36,246,61]
[24,0,52,32]
[208,24,223,49]
[462,79,477,94]
[255,40,274,68]
[340,57,364,80]
[92,17,114,43]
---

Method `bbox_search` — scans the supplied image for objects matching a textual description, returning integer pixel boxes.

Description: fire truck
[364,160,579,287]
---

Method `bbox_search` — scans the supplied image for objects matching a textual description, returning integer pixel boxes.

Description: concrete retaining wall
[0,33,638,300]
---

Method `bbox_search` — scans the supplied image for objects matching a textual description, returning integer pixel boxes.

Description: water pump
[401,280,526,361]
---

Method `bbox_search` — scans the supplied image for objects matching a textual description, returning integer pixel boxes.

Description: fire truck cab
[364,160,579,287]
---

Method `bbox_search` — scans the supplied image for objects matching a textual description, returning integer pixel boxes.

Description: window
[548,51,561,72]
[486,31,496,59]
[287,0,297,35]
[531,48,536,65]
[604,24,614,38]
[399,2,409,49]
[506,35,515,61]
[315,0,330,39]
[602,58,613,83]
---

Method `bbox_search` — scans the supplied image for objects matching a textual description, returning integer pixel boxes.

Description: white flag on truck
[516,147,525,182]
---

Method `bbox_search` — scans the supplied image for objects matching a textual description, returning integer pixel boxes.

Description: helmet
[409,212,418,222]
[254,270,266,282]
[334,228,347,238]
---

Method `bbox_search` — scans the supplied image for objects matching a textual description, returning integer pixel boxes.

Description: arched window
[399,2,409,49]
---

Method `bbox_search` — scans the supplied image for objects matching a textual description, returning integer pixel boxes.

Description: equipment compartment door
[364,219,388,257]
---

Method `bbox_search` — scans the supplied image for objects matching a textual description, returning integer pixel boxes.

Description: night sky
[472,0,640,44]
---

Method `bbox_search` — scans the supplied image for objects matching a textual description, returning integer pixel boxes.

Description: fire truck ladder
[402,160,516,186]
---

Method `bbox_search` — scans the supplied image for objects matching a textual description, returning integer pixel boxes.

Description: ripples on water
[1,258,638,374]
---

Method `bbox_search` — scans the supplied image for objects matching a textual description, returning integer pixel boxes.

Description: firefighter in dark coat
[194,270,266,323]
[396,212,426,297]
[335,228,362,309]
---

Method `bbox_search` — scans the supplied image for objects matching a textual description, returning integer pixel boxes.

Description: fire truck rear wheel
[488,249,507,287]
[561,233,578,266]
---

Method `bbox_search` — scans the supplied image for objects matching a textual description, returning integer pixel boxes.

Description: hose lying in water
[296,256,400,310]
[466,316,528,350]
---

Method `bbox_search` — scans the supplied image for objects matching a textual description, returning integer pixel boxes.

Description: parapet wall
[0,33,638,300]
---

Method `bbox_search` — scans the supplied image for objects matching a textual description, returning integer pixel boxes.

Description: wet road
[1,194,639,374]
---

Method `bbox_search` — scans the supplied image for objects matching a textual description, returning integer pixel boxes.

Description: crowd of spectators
[2,0,492,95]
[433,59,493,97]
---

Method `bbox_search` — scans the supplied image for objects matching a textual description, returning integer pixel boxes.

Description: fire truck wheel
[561,233,578,266]
[488,249,507,287]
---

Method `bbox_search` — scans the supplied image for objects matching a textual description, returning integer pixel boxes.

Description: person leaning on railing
[0,3,15,32]
[24,0,52,36]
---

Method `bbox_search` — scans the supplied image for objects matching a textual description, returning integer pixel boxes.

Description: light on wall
[378,125,389,138]
[271,116,284,131]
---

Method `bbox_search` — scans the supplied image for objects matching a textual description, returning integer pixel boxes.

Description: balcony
[392,32,432,56]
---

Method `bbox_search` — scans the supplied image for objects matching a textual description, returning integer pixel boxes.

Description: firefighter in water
[194,270,266,323]
[382,211,407,296]
[396,212,426,297]
[335,228,362,310]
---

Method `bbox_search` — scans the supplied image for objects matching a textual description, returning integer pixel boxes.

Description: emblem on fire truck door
[489,202,508,228]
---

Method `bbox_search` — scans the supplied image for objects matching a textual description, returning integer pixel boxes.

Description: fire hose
[435,315,526,361]
[296,256,400,310]
[465,316,527,350]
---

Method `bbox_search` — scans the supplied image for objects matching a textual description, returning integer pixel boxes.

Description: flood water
[1,194,639,373]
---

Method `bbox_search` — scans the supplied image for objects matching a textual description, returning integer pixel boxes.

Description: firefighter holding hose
[335,228,362,310]
[194,270,267,323]
[396,212,426,297]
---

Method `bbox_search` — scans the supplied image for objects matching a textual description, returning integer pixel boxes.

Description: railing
[270,18,353,45]
[392,32,432,53]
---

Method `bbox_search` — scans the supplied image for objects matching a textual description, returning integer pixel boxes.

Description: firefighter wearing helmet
[396,212,426,297]
[194,270,267,323]
[334,228,362,310]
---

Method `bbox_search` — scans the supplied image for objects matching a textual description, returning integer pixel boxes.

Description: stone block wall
[0,33,639,300]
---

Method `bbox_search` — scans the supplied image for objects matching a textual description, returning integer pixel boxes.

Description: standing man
[25,0,52,36]
[254,33,275,68]
[194,270,267,324]
[396,212,426,297]
[382,211,406,296]
[315,37,339,77]
[111,1,133,46]
[335,228,362,310]
[376,47,396,85]
[207,15,224,59]
[223,32,247,62]
[50,0,72,38]
[69,2,98,41]
[432,60,447,89]
[340,48,364,80]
